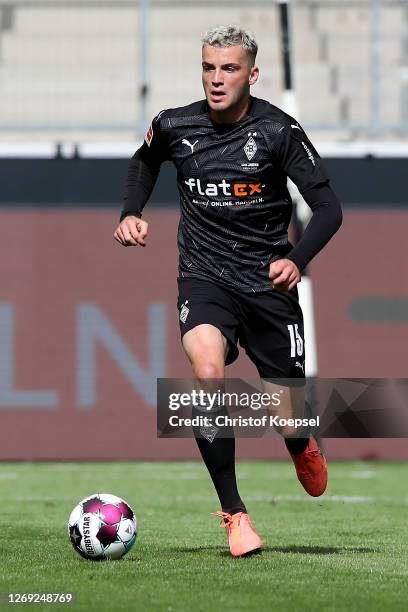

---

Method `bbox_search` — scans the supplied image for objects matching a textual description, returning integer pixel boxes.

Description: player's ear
[249,65,259,86]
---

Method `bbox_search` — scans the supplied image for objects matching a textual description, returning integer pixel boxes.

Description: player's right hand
[113,215,148,247]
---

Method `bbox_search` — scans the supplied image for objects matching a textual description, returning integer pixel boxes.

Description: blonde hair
[202,25,258,66]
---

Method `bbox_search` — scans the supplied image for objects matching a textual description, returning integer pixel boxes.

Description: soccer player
[114,25,342,557]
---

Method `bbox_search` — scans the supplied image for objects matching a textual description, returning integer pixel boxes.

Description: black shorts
[177,277,305,380]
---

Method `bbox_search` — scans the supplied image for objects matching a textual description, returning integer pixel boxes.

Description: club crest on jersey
[144,123,154,147]
[244,131,257,161]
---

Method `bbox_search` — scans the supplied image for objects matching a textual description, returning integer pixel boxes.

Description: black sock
[284,437,309,455]
[193,410,246,515]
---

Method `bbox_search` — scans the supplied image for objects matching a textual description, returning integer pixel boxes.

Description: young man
[114,25,342,557]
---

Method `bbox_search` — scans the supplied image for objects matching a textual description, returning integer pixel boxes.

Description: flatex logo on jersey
[184,178,264,198]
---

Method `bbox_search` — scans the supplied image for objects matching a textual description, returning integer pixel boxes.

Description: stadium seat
[0,1,405,141]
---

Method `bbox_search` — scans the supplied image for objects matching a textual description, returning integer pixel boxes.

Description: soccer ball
[68,493,137,560]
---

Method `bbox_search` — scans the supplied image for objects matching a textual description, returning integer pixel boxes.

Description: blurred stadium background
[0,0,407,461]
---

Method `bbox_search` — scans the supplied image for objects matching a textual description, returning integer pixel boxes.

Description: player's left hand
[269,259,301,292]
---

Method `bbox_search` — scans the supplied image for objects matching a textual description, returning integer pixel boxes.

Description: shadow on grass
[175,545,376,556]
[264,545,376,555]
[174,546,225,554]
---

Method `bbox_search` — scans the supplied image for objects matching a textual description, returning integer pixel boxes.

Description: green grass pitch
[1,460,407,611]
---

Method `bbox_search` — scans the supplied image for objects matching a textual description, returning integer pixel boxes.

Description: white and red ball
[68,493,137,560]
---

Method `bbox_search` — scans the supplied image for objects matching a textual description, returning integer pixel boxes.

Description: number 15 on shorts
[287,324,304,357]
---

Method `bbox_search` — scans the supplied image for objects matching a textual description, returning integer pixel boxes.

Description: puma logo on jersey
[182,138,199,153]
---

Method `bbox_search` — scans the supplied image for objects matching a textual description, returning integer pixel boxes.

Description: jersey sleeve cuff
[285,252,305,272]
[120,210,142,222]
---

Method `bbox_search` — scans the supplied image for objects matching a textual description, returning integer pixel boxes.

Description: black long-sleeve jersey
[121,96,342,293]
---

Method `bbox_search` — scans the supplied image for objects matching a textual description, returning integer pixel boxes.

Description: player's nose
[212,69,224,85]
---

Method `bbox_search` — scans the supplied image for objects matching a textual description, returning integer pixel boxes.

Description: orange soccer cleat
[289,436,328,497]
[213,511,263,557]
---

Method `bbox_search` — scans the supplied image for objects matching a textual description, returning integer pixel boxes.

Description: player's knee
[193,361,224,380]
